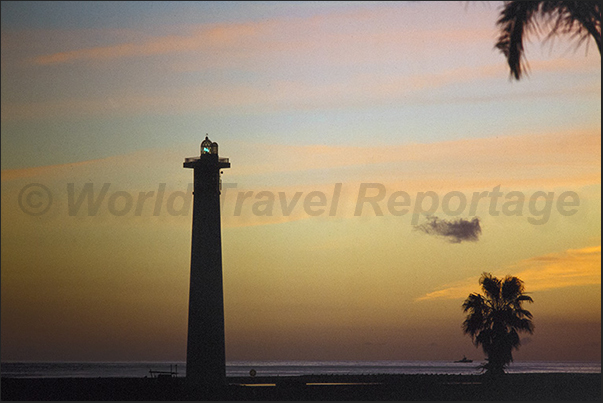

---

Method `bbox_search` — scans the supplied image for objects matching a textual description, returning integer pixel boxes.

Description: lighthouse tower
[183,135,230,393]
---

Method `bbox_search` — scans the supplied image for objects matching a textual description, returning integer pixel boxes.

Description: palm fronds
[495,1,601,80]
[462,272,534,375]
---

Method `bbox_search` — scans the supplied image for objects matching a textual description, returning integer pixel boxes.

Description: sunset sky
[1,1,600,364]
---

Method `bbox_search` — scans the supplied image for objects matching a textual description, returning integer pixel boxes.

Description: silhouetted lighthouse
[183,135,230,392]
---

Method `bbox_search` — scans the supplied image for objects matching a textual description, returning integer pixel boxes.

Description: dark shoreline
[2,373,601,401]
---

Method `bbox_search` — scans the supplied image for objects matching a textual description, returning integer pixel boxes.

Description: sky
[1,1,600,364]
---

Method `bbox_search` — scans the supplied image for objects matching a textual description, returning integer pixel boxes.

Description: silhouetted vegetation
[462,273,534,376]
[495,1,601,80]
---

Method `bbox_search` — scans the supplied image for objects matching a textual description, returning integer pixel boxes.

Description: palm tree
[495,1,601,80]
[462,272,534,376]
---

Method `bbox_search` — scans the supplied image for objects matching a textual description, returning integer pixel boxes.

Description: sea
[1,360,600,378]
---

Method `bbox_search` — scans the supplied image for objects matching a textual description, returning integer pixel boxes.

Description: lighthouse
[183,135,230,393]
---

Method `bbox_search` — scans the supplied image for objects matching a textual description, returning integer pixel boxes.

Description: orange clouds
[2,65,598,122]
[32,22,262,65]
[29,5,492,67]
[0,147,177,182]
[510,245,601,291]
[0,0,597,126]
[416,245,601,302]
[0,159,101,182]
[0,2,596,122]
[229,129,601,189]
[4,129,598,186]
[2,129,599,229]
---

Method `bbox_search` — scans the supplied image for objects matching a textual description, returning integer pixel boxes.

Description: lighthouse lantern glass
[201,137,213,155]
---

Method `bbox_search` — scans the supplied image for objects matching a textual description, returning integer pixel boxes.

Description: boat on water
[454,355,473,363]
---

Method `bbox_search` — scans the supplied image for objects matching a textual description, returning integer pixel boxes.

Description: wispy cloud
[1,158,102,181]
[0,148,180,182]
[3,129,598,229]
[2,129,600,189]
[510,245,602,291]
[31,22,261,65]
[27,5,494,67]
[4,60,599,122]
[230,129,601,191]
[416,245,601,301]
[2,2,597,122]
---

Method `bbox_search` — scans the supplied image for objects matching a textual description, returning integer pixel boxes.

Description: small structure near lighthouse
[183,135,230,394]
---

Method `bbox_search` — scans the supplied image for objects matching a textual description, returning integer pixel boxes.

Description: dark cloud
[414,216,481,243]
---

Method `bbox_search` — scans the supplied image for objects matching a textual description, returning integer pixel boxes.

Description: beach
[2,373,600,401]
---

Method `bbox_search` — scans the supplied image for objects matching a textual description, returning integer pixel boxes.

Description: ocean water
[1,360,600,378]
